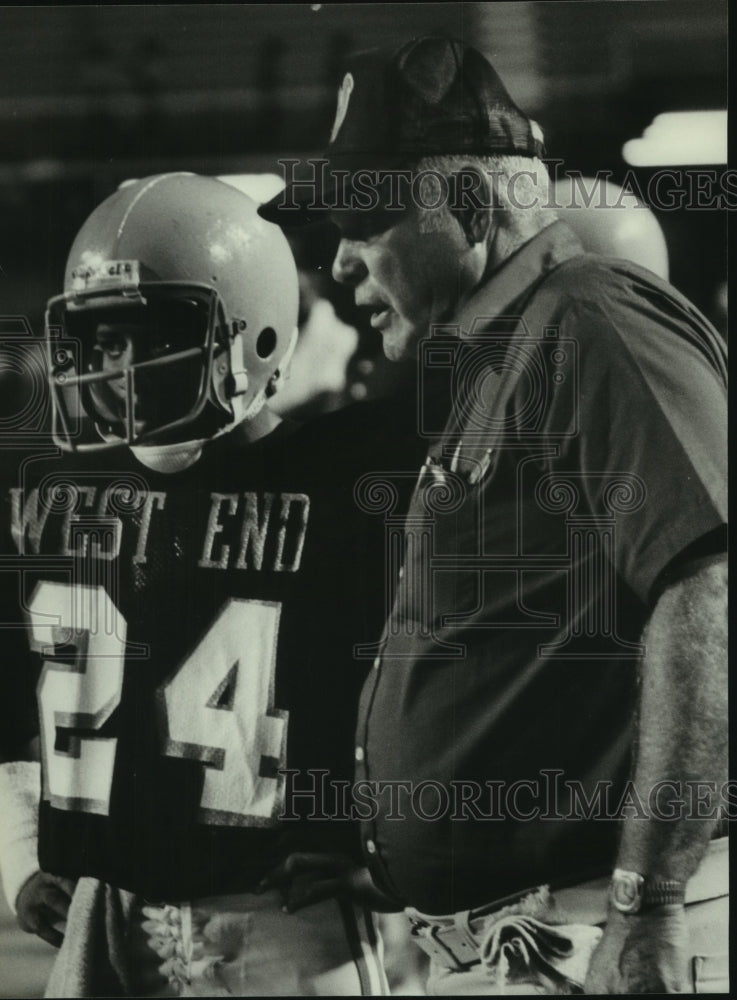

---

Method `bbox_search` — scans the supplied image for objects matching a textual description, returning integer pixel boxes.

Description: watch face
[611,870,644,912]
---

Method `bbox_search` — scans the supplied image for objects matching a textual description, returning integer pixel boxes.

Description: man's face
[331,203,468,361]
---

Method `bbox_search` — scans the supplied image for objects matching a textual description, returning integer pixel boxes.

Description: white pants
[130,889,389,997]
[411,838,729,995]
[422,895,728,995]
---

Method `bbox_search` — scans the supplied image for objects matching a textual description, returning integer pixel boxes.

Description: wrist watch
[609,868,685,914]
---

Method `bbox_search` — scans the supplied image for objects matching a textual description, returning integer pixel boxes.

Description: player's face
[331,203,468,361]
[88,319,185,434]
[90,322,142,429]
[95,324,135,371]
[74,298,216,445]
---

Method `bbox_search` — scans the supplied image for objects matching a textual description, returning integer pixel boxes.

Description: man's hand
[15,871,76,948]
[584,905,689,993]
[259,852,401,913]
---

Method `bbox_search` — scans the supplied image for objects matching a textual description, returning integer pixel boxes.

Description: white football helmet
[45,172,299,450]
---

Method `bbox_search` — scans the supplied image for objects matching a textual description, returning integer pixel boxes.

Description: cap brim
[258,181,331,227]
[258,153,415,227]
[257,157,349,227]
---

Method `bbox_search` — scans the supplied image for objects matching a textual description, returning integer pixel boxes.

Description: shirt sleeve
[546,287,727,607]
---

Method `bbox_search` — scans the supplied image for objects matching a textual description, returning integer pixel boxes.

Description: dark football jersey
[0,396,423,901]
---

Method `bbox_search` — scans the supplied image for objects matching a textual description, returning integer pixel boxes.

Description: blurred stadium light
[218,173,284,203]
[623,110,727,166]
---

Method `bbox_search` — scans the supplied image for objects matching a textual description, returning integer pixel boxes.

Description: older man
[261,37,728,995]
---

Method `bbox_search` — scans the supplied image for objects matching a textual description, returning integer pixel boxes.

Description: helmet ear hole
[256,327,277,359]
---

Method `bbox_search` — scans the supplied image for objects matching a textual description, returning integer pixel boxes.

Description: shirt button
[365,839,377,855]
[355,746,365,762]
[373,656,381,670]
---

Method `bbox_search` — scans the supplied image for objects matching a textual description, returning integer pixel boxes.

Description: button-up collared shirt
[355,221,727,915]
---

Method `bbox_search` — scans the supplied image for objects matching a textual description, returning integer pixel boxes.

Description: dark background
[0,7,729,993]
[0,0,728,997]
[0,2,729,351]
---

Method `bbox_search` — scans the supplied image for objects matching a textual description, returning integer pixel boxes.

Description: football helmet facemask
[46,173,299,450]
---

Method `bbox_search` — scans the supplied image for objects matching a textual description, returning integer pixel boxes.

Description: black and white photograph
[0,2,728,996]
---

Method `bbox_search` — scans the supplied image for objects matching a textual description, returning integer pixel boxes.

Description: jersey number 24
[28,581,287,827]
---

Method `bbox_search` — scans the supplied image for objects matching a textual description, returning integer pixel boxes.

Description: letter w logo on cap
[330,73,355,144]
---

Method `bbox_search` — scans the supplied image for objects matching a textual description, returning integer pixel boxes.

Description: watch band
[609,868,685,913]
[642,878,686,907]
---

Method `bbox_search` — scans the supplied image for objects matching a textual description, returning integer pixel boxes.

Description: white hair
[415,154,557,252]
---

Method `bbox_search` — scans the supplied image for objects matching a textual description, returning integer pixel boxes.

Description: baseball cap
[259,36,545,226]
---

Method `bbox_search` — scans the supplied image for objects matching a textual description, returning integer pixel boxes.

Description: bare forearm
[616,555,727,880]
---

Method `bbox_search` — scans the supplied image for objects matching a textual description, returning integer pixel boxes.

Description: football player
[0,173,415,996]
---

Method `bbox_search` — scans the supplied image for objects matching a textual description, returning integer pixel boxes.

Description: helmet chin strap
[231,387,268,425]
[279,326,300,380]
[225,326,299,426]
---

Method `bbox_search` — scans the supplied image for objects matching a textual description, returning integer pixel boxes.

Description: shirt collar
[455,220,584,334]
